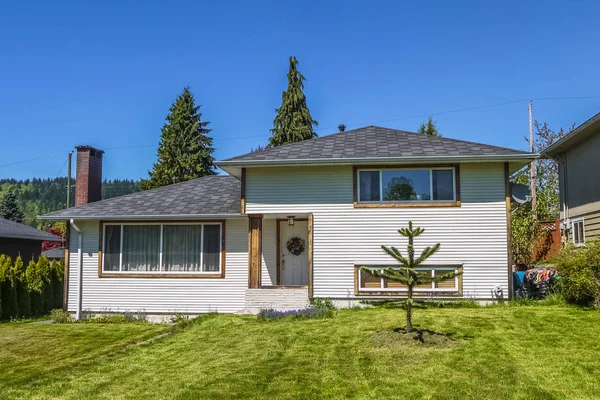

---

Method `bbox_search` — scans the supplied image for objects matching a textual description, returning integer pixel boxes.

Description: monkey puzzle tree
[360,221,460,331]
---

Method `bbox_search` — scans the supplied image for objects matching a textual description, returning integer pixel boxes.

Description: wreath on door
[286,237,305,256]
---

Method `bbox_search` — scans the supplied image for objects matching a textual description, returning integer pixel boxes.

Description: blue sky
[1,0,599,180]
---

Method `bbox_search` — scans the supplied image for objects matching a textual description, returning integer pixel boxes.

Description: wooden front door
[279,220,309,286]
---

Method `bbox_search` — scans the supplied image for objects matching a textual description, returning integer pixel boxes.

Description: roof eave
[37,213,245,221]
[542,112,600,158]
[216,154,539,168]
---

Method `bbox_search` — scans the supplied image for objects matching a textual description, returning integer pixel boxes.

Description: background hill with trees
[0,178,140,228]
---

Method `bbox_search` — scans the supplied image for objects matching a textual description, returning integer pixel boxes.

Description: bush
[170,313,192,329]
[0,254,64,321]
[50,308,72,323]
[86,311,148,324]
[554,241,600,307]
[258,298,337,321]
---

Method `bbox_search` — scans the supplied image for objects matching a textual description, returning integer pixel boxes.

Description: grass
[0,322,170,399]
[1,306,600,399]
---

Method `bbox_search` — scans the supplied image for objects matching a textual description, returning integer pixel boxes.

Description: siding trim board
[352,164,461,208]
[504,162,513,299]
[97,220,227,279]
[248,215,263,288]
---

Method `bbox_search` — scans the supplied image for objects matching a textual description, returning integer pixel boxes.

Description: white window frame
[102,222,223,274]
[357,167,457,204]
[572,218,585,246]
[358,266,460,293]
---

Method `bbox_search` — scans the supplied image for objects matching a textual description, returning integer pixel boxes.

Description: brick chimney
[75,145,104,206]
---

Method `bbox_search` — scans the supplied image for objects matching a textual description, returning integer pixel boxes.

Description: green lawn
[1,306,599,399]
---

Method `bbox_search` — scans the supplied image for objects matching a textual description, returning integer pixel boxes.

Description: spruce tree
[360,221,460,331]
[0,188,24,223]
[141,87,215,190]
[418,116,441,137]
[269,56,318,147]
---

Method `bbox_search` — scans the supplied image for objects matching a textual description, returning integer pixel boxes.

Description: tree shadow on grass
[373,325,474,348]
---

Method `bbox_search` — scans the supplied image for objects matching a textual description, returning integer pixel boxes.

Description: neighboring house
[0,217,62,264]
[41,247,66,260]
[542,112,600,245]
[40,127,537,317]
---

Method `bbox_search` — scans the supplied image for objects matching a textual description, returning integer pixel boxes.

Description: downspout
[69,219,83,320]
[559,153,569,242]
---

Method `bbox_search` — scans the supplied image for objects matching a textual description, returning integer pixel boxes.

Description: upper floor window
[357,167,456,203]
[572,219,585,246]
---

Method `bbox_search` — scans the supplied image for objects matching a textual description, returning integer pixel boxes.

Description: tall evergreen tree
[141,87,215,190]
[0,188,24,223]
[417,116,441,137]
[269,56,318,147]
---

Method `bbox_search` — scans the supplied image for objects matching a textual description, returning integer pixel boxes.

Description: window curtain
[202,225,221,272]
[122,225,160,271]
[163,225,202,271]
[103,225,121,271]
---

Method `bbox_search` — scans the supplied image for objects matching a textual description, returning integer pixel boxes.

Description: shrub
[554,241,600,307]
[86,311,148,324]
[50,308,72,323]
[258,299,336,321]
[0,255,19,320]
[170,313,193,329]
[13,256,30,318]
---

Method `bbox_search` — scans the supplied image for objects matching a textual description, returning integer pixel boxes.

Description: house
[542,112,600,245]
[40,127,537,318]
[0,217,62,264]
[41,247,66,260]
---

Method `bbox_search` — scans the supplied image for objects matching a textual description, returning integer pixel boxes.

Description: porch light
[287,216,295,226]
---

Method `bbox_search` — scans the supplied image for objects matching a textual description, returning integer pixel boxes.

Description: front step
[242,288,310,314]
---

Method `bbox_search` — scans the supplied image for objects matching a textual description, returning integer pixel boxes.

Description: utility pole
[529,99,537,218]
[66,152,73,208]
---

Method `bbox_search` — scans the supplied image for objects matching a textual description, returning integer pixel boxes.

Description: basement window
[102,223,223,274]
[356,266,462,294]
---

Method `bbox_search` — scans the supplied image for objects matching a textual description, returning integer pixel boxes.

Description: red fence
[533,219,561,262]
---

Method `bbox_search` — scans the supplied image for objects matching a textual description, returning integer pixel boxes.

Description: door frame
[276,218,309,287]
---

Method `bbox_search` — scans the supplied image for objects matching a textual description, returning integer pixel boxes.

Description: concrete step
[242,288,309,314]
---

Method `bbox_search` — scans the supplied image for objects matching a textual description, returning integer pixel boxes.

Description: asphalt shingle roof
[42,247,66,258]
[40,175,241,220]
[221,125,531,163]
[0,218,62,241]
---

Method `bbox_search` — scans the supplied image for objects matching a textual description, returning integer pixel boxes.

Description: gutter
[69,219,83,321]
[39,213,244,221]
[216,153,540,168]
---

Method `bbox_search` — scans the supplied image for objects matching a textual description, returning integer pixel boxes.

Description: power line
[3,94,600,163]
[0,152,59,169]
[37,156,69,207]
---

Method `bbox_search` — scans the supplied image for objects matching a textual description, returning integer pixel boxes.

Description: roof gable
[219,126,532,164]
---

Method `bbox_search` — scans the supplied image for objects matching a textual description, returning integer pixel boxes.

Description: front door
[279,220,309,286]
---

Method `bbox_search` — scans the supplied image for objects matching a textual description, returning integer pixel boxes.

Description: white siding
[67,219,248,314]
[246,164,509,299]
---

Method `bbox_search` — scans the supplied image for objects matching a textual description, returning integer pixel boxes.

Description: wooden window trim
[98,220,226,278]
[240,168,246,214]
[353,264,463,296]
[352,164,461,208]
